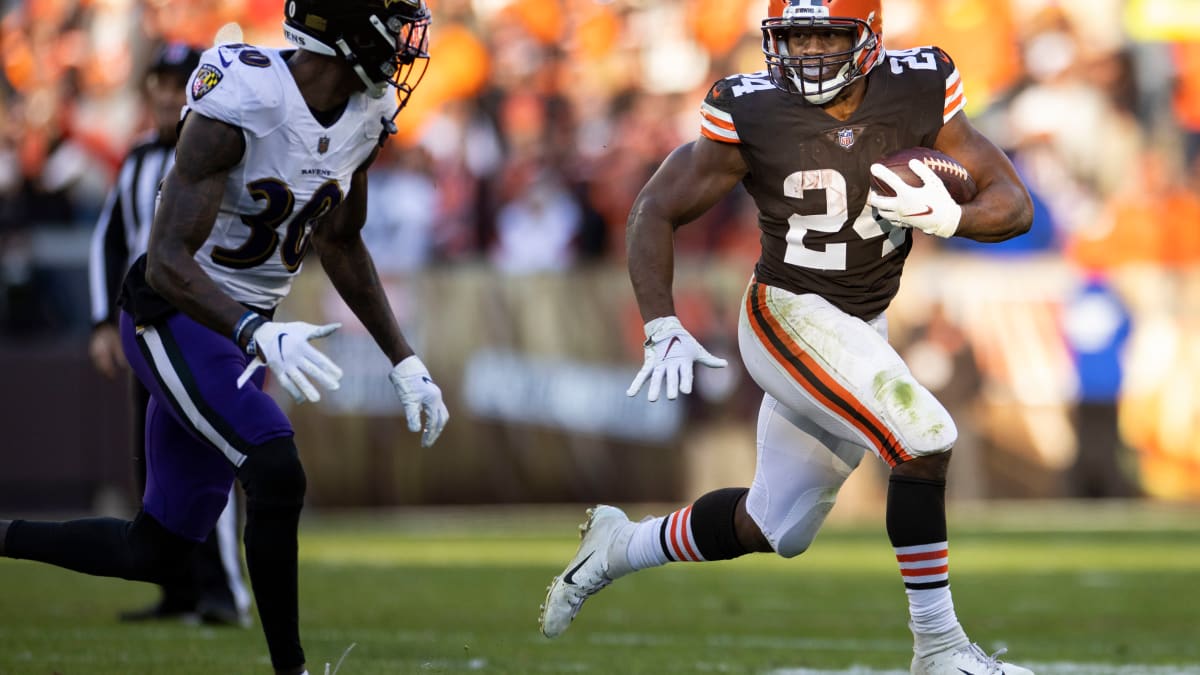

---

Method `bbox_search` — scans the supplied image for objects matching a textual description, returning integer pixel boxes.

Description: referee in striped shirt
[88,42,250,627]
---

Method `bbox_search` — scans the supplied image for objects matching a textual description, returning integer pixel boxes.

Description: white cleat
[912,642,1034,675]
[538,504,634,638]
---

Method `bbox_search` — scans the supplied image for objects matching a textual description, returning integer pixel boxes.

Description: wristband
[233,311,266,355]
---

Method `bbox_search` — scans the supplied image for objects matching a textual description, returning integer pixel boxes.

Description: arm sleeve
[699,78,741,144]
[935,47,967,123]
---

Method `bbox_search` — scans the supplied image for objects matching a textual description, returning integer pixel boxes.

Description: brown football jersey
[700,46,967,319]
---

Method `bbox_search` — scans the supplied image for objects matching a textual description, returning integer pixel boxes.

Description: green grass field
[1,502,1198,675]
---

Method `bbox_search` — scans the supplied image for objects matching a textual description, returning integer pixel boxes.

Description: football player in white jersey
[0,1,445,673]
[540,1,1036,673]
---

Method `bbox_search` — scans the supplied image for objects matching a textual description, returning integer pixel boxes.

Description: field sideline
[0,501,1198,674]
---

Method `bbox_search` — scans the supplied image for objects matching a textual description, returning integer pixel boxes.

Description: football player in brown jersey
[540,1,1035,673]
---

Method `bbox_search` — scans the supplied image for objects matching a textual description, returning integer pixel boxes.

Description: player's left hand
[388,355,449,448]
[236,321,343,404]
[627,316,727,402]
[867,160,962,238]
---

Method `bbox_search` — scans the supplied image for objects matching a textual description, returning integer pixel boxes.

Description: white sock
[625,515,670,571]
[896,540,966,657]
[907,585,961,635]
[909,586,967,657]
[911,617,968,658]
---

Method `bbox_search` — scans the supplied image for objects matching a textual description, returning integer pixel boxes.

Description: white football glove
[867,159,962,238]
[388,355,449,448]
[236,321,343,404]
[626,316,728,402]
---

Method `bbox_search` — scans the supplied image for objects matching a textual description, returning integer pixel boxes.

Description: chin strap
[378,109,400,146]
[334,38,387,98]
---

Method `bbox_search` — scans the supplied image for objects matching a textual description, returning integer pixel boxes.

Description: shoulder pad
[705,71,774,108]
[699,72,772,144]
[185,45,289,137]
[882,45,958,81]
[881,46,964,122]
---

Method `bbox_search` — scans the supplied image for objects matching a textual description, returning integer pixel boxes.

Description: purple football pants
[120,310,293,541]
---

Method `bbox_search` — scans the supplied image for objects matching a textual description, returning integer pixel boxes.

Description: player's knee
[237,436,306,510]
[877,373,957,455]
[126,512,197,582]
[769,489,838,559]
[893,451,951,481]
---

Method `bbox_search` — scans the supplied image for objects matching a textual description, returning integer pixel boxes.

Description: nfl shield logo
[317,136,330,154]
[837,128,855,149]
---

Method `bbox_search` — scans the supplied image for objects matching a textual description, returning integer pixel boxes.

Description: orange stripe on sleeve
[943,92,965,118]
[701,110,736,131]
[700,126,740,144]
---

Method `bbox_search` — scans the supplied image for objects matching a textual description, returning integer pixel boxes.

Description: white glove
[867,159,962,238]
[626,316,728,402]
[388,355,449,448]
[236,321,343,404]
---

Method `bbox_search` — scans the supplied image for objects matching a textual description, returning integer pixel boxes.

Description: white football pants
[738,279,957,557]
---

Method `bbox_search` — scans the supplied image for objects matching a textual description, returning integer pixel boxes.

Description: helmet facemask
[762,12,880,105]
[338,7,430,100]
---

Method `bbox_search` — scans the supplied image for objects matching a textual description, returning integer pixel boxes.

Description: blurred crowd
[2,0,1200,497]
[2,0,1198,269]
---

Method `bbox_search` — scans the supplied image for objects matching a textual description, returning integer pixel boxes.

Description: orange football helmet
[762,0,884,104]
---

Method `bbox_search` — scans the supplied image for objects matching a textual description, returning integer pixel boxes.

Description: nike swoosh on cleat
[663,336,681,358]
[958,669,976,674]
[562,552,595,586]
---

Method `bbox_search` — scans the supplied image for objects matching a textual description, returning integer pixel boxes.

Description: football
[870,147,978,204]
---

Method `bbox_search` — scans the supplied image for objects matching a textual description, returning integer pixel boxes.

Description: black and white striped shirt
[88,132,175,326]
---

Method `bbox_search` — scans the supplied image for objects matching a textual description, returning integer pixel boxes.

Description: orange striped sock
[659,505,706,563]
[626,506,707,571]
[627,489,749,571]
[895,541,960,635]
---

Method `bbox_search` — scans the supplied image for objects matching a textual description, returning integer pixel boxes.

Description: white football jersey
[184,44,396,309]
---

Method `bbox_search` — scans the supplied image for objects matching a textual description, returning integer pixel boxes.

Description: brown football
[870,147,978,204]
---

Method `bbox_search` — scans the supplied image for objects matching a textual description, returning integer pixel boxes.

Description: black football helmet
[283,0,431,103]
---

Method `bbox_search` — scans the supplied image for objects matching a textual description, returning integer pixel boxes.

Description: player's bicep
[634,137,748,228]
[154,113,245,254]
[932,112,1019,196]
[934,111,1032,238]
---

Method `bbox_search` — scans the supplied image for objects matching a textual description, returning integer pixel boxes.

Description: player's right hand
[89,323,128,379]
[236,321,343,404]
[627,316,727,402]
[867,160,962,238]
